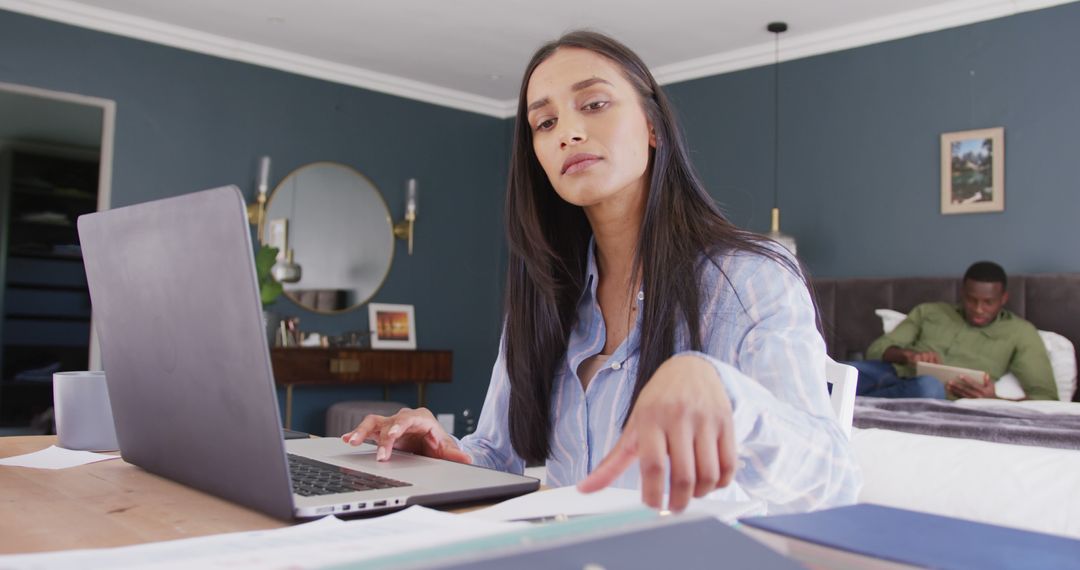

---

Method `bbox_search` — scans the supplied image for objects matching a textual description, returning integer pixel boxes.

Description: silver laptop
[77,185,538,520]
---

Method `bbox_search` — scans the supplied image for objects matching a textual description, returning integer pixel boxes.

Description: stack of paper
[0,507,522,570]
[466,485,764,523]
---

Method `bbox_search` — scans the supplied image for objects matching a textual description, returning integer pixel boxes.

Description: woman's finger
[692,427,720,497]
[342,414,386,446]
[716,412,737,488]
[665,423,696,512]
[375,412,432,461]
[578,430,638,493]
[636,427,668,509]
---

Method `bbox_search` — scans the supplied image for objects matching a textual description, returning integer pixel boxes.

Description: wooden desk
[270,348,452,428]
[0,436,286,554]
[0,436,906,568]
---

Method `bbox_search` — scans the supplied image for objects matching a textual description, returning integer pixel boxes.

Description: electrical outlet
[436,413,454,436]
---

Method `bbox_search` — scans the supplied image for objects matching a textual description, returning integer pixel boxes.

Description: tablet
[915,361,987,385]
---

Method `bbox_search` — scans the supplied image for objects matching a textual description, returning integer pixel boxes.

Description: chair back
[825,358,858,439]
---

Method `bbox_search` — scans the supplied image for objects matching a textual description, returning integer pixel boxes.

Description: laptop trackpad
[329,452,430,471]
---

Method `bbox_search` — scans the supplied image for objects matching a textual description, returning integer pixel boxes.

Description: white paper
[0,506,524,570]
[0,446,121,470]
[465,485,764,523]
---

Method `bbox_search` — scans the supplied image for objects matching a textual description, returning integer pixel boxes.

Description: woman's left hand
[577,354,737,512]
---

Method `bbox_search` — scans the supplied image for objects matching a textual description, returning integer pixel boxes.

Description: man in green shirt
[852,261,1058,400]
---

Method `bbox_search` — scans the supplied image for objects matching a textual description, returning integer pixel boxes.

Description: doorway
[0,82,115,434]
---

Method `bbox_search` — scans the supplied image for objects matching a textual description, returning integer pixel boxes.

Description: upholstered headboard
[810,274,1080,401]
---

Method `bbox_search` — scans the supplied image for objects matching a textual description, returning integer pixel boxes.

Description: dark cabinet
[0,147,99,428]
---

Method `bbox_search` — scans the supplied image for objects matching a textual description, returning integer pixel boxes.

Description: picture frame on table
[266,218,289,259]
[940,127,1004,215]
[368,303,417,350]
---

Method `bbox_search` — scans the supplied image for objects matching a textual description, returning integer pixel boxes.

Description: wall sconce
[247,156,271,238]
[392,178,418,255]
[248,155,301,283]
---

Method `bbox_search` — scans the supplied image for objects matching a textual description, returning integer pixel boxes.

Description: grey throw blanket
[853,397,1080,450]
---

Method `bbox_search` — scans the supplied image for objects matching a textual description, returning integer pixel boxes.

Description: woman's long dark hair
[504,31,799,464]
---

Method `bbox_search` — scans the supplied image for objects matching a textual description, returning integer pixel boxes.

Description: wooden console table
[269,348,452,428]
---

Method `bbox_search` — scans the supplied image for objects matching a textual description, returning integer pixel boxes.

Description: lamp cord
[289,178,298,243]
[772,30,780,211]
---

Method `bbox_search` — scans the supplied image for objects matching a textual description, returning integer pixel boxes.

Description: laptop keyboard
[288,454,411,497]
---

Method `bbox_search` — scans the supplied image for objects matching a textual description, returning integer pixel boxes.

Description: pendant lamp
[766,22,797,255]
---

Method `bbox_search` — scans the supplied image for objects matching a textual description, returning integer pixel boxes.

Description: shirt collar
[582,236,645,302]
[953,304,1009,327]
[575,237,646,363]
[583,235,599,302]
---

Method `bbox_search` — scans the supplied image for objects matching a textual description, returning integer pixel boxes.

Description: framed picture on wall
[940,127,1005,215]
[368,303,417,350]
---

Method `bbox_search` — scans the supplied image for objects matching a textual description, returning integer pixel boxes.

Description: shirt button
[611,362,622,370]
[637,291,644,301]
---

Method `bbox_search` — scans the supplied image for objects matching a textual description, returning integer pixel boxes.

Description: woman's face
[525,48,654,208]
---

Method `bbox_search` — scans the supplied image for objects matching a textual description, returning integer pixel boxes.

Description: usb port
[342,504,351,511]
[373,500,387,507]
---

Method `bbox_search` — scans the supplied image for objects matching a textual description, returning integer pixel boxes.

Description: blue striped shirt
[459,242,862,513]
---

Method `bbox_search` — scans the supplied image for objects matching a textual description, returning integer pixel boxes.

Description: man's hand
[902,349,941,365]
[577,354,736,513]
[946,373,996,399]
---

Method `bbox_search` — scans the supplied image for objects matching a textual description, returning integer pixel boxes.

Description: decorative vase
[262,310,282,348]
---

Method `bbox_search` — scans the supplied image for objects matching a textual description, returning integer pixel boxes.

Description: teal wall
[667,1,1080,279]
[4,1,1079,433]
[0,10,508,435]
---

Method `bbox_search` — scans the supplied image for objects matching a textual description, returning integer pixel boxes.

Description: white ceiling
[1,0,1074,117]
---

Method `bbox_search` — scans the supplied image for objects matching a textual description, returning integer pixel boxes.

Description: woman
[344,31,861,513]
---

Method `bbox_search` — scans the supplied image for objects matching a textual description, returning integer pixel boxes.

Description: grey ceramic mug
[52,371,119,451]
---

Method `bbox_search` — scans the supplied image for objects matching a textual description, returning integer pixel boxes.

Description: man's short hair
[963,261,1007,290]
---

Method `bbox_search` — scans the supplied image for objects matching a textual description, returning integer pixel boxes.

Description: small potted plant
[255,245,283,306]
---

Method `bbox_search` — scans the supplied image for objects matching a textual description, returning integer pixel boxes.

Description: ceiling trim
[651,0,1077,87]
[0,0,512,118]
[2,0,1076,120]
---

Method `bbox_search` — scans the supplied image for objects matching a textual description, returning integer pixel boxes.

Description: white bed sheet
[852,427,1080,539]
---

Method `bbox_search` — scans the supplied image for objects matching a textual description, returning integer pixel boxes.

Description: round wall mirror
[263,162,393,313]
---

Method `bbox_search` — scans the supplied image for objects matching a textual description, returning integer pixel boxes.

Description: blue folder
[741,503,1080,570]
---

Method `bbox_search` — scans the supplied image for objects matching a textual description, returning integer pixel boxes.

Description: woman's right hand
[340,407,472,464]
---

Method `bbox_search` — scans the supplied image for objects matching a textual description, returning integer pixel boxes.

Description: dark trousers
[847,360,946,399]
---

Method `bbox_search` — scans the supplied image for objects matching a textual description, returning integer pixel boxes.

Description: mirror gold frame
[263,161,394,314]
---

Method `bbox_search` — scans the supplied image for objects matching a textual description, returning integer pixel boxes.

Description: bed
[812,272,1080,403]
[811,273,1080,538]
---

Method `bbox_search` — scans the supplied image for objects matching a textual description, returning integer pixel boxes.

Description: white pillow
[1037,330,1075,402]
[874,309,1076,401]
[874,308,907,334]
[994,374,1027,400]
